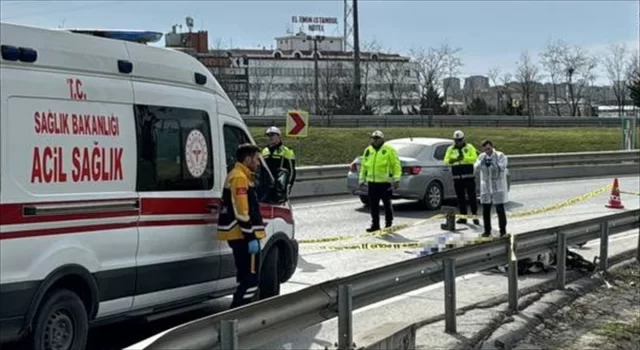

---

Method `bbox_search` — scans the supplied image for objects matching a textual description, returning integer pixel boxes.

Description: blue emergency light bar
[64,29,163,44]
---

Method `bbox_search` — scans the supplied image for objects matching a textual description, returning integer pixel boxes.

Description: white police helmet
[453,130,464,140]
[265,126,281,136]
[371,130,384,138]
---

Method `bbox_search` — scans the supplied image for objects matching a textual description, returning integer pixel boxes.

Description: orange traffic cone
[605,178,624,209]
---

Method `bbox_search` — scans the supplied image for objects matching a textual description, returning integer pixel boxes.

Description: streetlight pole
[308,35,324,115]
[352,0,361,112]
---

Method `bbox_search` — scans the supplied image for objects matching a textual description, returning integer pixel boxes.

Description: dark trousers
[483,203,507,236]
[368,182,393,228]
[453,178,478,217]
[228,240,261,308]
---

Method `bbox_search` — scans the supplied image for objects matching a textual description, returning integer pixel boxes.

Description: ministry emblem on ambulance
[185,129,208,178]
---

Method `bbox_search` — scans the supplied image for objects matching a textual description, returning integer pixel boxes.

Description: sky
[1,0,638,85]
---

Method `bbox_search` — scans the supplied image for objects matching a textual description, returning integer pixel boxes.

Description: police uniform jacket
[262,143,296,187]
[359,143,402,184]
[217,162,266,241]
[444,143,478,180]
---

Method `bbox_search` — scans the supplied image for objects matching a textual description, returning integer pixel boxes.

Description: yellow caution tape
[298,184,613,245]
[313,235,500,251]
[507,184,611,218]
[620,190,640,196]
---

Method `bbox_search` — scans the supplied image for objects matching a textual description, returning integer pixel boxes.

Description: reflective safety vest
[262,144,296,186]
[444,143,478,180]
[217,162,266,241]
[359,143,402,184]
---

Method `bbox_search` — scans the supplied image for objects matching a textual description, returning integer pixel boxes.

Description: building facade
[166,29,420,115]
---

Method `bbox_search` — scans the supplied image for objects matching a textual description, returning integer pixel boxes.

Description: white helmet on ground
[265,126,281,135]
[453,130,464,140]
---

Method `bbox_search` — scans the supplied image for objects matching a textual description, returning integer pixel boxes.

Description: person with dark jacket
[262,126,296,194]
[444,130,480,225]
[217,143,265,308]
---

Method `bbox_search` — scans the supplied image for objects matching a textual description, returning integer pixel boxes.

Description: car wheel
[423,182,443,210]
[30,289,89,350]
[359,195,369,207]
[259,245,280,299]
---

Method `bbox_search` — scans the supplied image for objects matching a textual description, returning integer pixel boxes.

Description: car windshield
[388,142,425,159]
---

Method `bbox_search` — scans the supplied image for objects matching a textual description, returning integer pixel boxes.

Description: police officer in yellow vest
[262,126,296,194]
[444,130,480,225]
[217,143,265,308]
[359,130,402,232]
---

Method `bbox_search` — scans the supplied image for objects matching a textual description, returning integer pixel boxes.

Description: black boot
[366,225,380,233]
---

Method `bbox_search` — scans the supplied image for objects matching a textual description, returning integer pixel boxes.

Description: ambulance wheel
[259,245,280,299]
[423,182,443,210]
[30,289,88,350]
[359,196,370,207]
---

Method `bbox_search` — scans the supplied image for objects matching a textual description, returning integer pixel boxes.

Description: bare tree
[627,51,640,84]
[500,72,514,105]
[604,43,631,116]
[540,39,569,116]
[376,59,414,113]
[409,45,449,96]
[288,60,352,114]
[211,37,227,50]
[248,60,278,115]
[289,67,315,112]
[488,66,506,113]
[441,44,463,104]
[516,51,540,124]
[562,45,598,116]
[357,40,383,110]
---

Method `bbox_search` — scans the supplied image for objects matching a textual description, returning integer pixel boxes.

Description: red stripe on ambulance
[0,198,292,239]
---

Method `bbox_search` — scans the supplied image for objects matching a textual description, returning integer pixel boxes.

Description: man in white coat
[475,139,509,237]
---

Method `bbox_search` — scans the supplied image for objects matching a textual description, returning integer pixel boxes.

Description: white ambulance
[0,22,299,349]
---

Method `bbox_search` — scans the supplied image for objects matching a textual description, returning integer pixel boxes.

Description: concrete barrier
[289,151,640,199]
[359,323,416,350]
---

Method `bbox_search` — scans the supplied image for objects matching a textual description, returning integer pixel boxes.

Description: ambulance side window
[135,105,214,191]
[222,125,271,202]
[222,125,250,173]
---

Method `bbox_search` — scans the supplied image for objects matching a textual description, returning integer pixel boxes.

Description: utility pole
[352,0,361,112]
[308,35,325,115]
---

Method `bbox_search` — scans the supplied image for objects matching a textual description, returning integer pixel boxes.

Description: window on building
[135,105,214,192]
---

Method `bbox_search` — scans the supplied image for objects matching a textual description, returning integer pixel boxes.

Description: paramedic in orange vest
[217,143,266,308]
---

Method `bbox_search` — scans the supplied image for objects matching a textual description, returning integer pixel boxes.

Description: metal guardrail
[295,150,640,183]
[132,209,640,350]
[243,114,639,128]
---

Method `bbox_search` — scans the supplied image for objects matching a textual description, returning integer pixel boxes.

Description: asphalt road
[3,175,639,350]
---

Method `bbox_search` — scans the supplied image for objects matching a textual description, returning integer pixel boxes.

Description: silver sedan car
[346,137,511,210]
